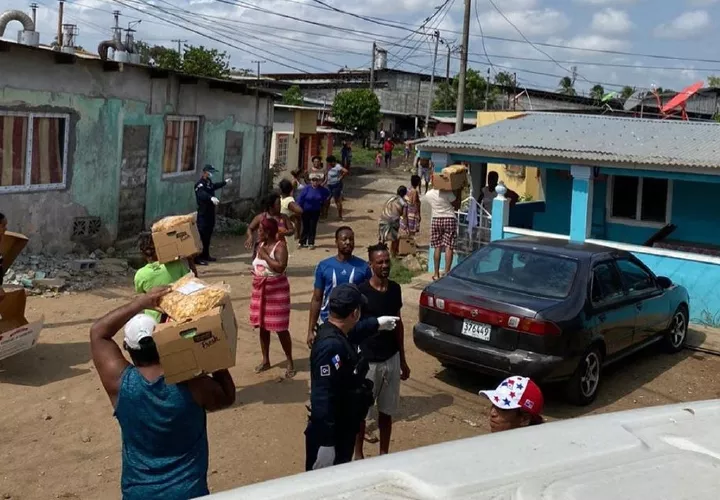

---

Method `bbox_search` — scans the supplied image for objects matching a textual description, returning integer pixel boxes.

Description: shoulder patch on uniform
[332,354,341,370]
[320,365,331,377]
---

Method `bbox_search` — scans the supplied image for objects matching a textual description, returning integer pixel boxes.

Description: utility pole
[370,42,376,90]
[424,30,440,137]
[454,0,471,133]
[446,44,451,84]
[252,60,267,195]
[172,39,187,55]
[56,1,64,48]
[484,68,491,111]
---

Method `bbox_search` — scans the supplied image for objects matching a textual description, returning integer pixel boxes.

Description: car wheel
[662,306,688,353]
[566,346,603,406]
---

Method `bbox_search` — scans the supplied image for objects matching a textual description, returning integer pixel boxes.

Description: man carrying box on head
[90,288,236,500]
[195,164,232,266]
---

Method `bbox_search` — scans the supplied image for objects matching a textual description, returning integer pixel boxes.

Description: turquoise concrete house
[418,113,720,325]
[0,40,274,253]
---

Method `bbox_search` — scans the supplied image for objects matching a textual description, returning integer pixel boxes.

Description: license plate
[461,319,492,341]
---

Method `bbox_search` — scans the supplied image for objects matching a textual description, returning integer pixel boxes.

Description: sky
[2,0,719,95]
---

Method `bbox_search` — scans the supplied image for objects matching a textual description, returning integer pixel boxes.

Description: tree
[332,89,381,137]
[494,71,515,88]
[182,45,230,78]
[590,84,605,100]
[621,86,635,99]
[708,76,720,87]
[282,85,304,105]
[432,69,497,111]
[558,76,576,96]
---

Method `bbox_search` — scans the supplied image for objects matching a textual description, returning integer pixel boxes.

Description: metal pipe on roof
[97,39,126,60]
[0,10,35,35]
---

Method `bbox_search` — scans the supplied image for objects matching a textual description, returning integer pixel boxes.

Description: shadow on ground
[0,341,91,386]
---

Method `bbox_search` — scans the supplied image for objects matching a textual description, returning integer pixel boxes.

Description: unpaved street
[2,167,720,499]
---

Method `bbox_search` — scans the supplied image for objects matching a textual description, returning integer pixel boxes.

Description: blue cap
[203,164,217,173]
[328,284,367,315]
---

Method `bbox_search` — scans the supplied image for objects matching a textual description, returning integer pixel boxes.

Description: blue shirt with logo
[314,256,372,322]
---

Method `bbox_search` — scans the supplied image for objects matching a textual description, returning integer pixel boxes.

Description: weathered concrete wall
[0,45,272,253]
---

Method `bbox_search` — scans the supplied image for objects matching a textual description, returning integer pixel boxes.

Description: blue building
[418,113,720,325]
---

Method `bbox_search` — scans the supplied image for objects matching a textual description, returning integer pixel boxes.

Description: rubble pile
[4,249,134,298]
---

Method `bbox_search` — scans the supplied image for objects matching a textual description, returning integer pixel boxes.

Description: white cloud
[481,8,571,37]
[574,0,640,5]
[687,0,718,6]
[654,10,711,39]
[564,35,631,52]
[591,8,633,34]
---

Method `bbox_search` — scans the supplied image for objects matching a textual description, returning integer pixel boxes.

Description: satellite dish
[661,81,704,120]
[623,89,650,111]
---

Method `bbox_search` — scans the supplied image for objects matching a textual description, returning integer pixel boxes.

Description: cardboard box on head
[0,232,44,361]
[153,300,238,384]
[433,164,468,191]
[151,220,202,264]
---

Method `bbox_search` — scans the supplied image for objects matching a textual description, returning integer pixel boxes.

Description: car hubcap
[580,352,600,398]
[671,312,687,347]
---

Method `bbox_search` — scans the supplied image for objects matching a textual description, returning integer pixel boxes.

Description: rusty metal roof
[419,113,720,169]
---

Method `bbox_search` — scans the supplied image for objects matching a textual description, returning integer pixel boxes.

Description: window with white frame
[274,134,289,168]
[608,175,671,226]
[163,116,199,175]
[0,112,69,192]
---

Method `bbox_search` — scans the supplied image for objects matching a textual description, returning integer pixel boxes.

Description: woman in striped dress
[249,217,295,378]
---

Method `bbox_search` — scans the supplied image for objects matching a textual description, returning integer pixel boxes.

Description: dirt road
[2,166,720,499]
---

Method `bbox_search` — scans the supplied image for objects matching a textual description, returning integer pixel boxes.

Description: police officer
[194,165,231,265]
[305,283,399,471]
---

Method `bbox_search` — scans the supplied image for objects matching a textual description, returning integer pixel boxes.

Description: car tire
[661,306,688,354]
[566,346,603,406]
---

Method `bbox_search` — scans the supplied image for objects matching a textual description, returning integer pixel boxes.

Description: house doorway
[117,125,150,240]
[299,136,308,172]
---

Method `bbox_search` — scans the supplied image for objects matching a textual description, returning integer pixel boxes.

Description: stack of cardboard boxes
[150,214,238,384]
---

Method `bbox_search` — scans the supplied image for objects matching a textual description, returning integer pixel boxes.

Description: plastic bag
[152,213,197,233]
[159,274,231,321]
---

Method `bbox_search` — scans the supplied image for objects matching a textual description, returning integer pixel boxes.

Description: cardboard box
[152,221,202,264]
[153,301,238,384]
[398,237,417,256]
[0,232,44,361]
[433,166,467,191]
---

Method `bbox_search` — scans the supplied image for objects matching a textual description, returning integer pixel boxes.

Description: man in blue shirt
[307,227,372,348]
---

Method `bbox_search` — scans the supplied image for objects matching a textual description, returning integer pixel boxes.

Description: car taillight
[422,293,561,336]
[420,292,445,311]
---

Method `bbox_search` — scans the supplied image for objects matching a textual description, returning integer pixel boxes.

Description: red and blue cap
[479,376,544,416]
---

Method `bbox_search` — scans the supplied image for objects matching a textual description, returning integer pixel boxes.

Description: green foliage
[182,45,230,78]
[332,89,382,136]
[494,71,515,87]
[518,193,534,202]
[389,259,417,285]
[282,85,304,105]
[590,84,605,100]
[558,76,576,96]
[621,85,635,99]
[432,69,498,111]
[708,76,720,87]
[135,41,229,78]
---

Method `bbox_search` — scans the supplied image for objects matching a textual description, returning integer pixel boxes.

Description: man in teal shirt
[133,232,197,321]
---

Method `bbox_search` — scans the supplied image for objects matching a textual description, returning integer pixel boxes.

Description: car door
[614,257,671,343]
[587,261,636,356]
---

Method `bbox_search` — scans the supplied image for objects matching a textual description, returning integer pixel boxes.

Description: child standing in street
[375,150,383,168]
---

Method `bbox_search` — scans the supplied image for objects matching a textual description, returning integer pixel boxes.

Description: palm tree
[621,86,635,100]
[590,84,605,100]
[494,71,515,88]
[558,76,576,96]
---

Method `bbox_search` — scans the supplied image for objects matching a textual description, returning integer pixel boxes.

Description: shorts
[328,182,343,200]
[384,152,392,163]
[419,167,431,183]
[366,353,401,416]
[430,217,457,250]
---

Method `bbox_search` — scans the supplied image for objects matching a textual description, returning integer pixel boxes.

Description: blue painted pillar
[569,165,594,243]
[431,152,450,173]
[491,182,510,241]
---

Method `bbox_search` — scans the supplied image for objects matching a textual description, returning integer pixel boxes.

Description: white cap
[123,313,158,350]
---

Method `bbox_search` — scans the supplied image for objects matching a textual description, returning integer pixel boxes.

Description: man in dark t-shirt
[354,243,411,459]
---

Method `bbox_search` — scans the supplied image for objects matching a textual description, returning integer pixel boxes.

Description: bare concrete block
[70,259,97,271]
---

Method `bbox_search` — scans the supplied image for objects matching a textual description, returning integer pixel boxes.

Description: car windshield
[451,245,579,299]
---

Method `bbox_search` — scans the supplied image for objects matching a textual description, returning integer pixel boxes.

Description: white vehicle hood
[202,400,720,500]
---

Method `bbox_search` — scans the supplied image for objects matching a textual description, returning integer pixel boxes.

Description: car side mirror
[657,276,672,289]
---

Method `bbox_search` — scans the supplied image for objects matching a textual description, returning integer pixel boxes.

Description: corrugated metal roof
[419,113,720,169]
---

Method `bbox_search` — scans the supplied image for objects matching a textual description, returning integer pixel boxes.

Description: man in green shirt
[134,232,197,321]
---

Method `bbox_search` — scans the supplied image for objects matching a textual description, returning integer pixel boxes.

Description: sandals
[284,367,297,379]
[254,362,271,374]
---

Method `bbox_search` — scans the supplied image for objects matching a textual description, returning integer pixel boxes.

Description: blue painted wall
[533,172,572,234]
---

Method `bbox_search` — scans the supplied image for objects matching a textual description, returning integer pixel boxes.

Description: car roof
[206,400,720,500]
[491,236,624,260]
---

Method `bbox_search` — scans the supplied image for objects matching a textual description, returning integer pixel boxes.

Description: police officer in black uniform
[194,165,231,265]
[305,283,399,471]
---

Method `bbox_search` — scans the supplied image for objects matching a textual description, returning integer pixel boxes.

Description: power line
[474,0,495,77]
